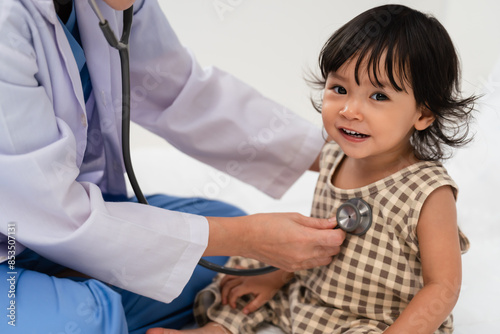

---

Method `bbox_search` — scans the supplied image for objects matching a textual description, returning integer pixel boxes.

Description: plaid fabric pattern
[194,141,469,333]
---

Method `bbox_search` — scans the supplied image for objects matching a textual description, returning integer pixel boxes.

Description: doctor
[0,0,345,332]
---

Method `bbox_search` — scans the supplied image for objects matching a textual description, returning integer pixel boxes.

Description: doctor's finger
[296,256,334,270]
[315,243,343,257]
[313,228,346,249]
[294,214,337,230]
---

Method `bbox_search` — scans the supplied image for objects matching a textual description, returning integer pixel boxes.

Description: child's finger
[242,294,268,315]
[227,285,250,309]
[220,274,236,288]
[220,277,242,306]
[219,266,246,287]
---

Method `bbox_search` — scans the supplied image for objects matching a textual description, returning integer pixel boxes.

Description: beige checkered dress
[194,142,469,334]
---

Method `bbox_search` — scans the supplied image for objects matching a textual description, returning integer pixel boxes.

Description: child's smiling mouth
[340,128,370,139]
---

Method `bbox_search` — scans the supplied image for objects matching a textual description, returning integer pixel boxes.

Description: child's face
[321,56,434,163]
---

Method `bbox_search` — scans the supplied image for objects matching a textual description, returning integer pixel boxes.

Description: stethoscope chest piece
[336,198,372,235]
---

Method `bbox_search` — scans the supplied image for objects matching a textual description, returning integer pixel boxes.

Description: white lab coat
[0,0,323,302]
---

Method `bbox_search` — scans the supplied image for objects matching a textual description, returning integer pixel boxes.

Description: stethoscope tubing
[89,1,276,276]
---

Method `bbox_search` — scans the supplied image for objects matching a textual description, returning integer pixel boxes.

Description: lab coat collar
[31,0,121,116]
[31,0,59,24]
[29,0,87,132]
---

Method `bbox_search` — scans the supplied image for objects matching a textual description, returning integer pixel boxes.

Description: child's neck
[332,150,419,189]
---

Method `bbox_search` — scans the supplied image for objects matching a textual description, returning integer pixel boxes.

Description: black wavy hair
[311,4,477,161]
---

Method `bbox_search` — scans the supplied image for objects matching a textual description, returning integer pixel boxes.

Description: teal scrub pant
[0,194,245,333]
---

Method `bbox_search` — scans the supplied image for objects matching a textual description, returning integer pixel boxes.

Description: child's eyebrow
[328,72,348,81]
[371,78,392,89]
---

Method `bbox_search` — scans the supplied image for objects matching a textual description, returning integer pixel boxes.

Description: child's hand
[220,268,293,314]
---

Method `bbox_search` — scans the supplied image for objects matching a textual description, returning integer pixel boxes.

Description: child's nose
[339,101,363,120]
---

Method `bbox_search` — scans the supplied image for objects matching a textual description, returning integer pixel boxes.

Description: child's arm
[219,268,294,314]
[385,185,462,334]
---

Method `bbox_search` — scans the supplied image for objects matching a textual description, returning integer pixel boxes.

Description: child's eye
[333,86,347,94]
[370,93,388,101]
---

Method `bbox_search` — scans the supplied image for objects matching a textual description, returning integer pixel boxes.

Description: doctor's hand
[204,213,345,272]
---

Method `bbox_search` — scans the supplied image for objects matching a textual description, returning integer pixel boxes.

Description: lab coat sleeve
[0,0,207,303]
[128,0,324,199]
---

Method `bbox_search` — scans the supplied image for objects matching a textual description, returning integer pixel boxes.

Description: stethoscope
[336,198,372,235]
[88,0,373,276]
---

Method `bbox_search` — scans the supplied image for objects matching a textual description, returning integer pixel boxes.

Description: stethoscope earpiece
[336,198,372,235]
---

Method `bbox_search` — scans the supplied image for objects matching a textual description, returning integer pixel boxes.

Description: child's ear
[414,106,435,131]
